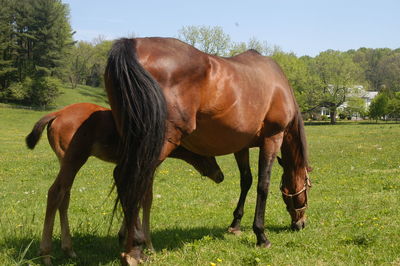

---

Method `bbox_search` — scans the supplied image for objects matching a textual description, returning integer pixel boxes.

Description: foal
[26,102,223,265]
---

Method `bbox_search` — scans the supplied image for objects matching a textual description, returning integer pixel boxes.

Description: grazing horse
[105,37,311,265]
[26,102,223,265]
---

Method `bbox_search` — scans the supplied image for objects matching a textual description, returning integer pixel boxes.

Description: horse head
[278,157,312,230]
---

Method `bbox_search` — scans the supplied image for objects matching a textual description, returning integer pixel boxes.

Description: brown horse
[26,102,223,265]
[105,37,311,265]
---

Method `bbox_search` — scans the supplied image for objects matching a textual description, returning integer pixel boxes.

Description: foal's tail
[104,38,167,225]
[26,113,57,149]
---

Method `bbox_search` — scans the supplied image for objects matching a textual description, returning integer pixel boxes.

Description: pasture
[0,104,399,265]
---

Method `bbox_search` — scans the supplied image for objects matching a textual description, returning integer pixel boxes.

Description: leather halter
[280,169,312,213]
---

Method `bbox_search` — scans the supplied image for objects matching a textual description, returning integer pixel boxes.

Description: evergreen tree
[0,0,73,106]
[0,0,17,91]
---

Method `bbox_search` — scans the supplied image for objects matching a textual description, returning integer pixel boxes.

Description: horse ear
[306,166,313,172]
[277,156,283,167]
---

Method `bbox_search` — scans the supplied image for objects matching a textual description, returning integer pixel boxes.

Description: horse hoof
[121,252,140,266]
[257,240,272,248]
[228,227,242,235]
[121,247,146,266]
[63,248,78,259]
[145,244,155,254]
[66,249,77,258]
[42,255,53,266]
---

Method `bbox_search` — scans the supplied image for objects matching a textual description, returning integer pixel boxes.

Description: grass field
[0,88,400,265]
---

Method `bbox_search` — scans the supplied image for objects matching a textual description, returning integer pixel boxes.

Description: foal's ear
[277,156,283,167]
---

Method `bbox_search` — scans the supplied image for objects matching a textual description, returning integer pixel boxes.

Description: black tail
[26,113,57,149]
[105,38,167,226]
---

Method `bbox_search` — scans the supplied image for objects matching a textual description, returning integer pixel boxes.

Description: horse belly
[181,117,261,156]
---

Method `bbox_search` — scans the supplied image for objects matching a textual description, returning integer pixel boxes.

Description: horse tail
[105,38,167,224]
[26,113,57,149]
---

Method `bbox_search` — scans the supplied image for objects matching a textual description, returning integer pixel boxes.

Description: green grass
[1,105,400,265]
[55,84,109,108]
[0,84,109,110]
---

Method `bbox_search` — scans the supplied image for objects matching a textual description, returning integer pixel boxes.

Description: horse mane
[296,109,309,168]
[283,108,309,169]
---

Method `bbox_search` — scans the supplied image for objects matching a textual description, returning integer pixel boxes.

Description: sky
[63,0,400,57]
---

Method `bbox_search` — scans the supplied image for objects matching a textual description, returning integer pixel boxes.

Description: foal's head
[278,158,312,230]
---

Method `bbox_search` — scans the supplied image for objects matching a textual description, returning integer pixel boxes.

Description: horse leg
[114,163,147,266]
[253,133,283,247]
[59,190,77,258]
[117,183,153,252]
[141,178,154,251]
[40,158,87,265]
[228,148,252,235]
[120,140,178,266]
[118,217,127,247]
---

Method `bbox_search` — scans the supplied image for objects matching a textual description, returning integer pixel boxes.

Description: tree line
[0,0,112,106]
[0,2,399,122]
[0,0,73,106]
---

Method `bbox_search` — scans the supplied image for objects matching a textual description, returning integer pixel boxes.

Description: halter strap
[280,168,312,213]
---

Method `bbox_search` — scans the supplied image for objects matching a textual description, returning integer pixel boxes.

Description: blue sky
[63,0,400,57]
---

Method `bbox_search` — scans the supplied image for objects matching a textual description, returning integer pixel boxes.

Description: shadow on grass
[151,226,227,251]
[1,235,120,265]
[1,225,293,264]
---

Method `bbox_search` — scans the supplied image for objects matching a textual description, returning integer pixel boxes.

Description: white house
[320,86,378,119]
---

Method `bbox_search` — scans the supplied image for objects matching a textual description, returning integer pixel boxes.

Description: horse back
[47,103,119,163]
[133,38,297,155]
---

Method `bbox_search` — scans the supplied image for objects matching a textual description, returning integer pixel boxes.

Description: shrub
[0,78,32,103]
[28,77,61,107]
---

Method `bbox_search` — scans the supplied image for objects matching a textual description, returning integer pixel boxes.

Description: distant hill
[55,84,109,108]
[0,84,109,110]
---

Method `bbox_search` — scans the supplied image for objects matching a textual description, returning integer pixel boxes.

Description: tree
[178,25,231,56]
[369,93,389,122]
[0,0,17,91]
[377,53,400,92]
[343,96,366,119]
[229,37,272,56]
[271,52,322,114]
[65,38,112,88]
[66,41,94,88]
[0,0,73,106]
[350,48,392,91]
[313,50,363,124]
[86,39,112,87]
[387,92,400,122]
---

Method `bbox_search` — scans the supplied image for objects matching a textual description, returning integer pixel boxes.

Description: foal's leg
[228,148,252,234]
[253,133,283,247]
[59,190,77,258]
[117,183,153,252]
[40,157,87,265]
[121,140,178,266]
[141,179,154,251]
